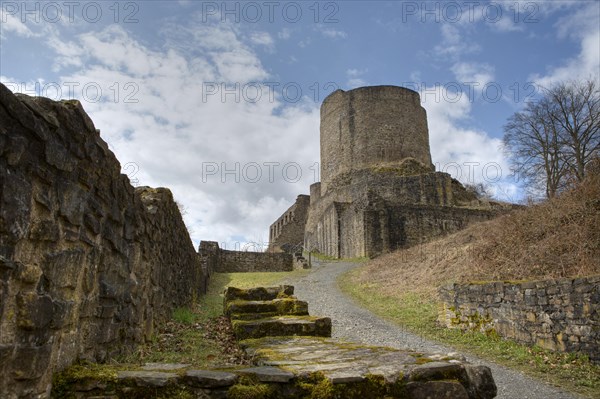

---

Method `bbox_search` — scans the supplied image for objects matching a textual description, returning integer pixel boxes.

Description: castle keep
[271,85,503,258]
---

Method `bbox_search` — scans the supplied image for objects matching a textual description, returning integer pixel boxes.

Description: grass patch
[172,307,197,324]
[339,268,600,399]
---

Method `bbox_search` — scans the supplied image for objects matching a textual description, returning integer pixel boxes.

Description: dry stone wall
[199,241,293,273]
[438,276,600,362]
[0,83,203,398]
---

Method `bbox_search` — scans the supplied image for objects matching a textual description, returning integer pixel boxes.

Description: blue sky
[1,1,599,249]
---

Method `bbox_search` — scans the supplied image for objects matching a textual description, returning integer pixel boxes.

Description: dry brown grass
[352,172,600,298]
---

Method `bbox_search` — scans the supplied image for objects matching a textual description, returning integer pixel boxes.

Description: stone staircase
[53,285,497,398]
[224,285,331,340]
[226,285,498,399]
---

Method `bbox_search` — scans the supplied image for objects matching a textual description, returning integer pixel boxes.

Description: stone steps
[225,298,309,320]
[224,285,294,302]
[231,315,332,340]
[241,336,497,398]
[224,285,332,340]
[55,284,497,398]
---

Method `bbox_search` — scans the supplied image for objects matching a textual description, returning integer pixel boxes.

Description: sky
[1,0,599,250]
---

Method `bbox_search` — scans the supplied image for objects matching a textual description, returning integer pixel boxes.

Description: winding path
[280,260,581,399]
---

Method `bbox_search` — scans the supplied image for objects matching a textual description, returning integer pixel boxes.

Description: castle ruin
[270,85,505,258]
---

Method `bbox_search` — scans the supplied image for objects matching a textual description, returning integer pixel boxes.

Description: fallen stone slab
[116,370,179,388]
[231,315,332,340]
[184,369,239,388]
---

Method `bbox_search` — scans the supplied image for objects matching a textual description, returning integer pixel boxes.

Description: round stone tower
[320,85,433,194]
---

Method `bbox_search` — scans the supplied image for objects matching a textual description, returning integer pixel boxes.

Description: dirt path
[280,260,581,399]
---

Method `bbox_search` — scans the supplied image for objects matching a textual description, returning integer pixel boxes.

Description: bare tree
[503,79,600,198]
[547,79,600,182]
[503,97,567,198]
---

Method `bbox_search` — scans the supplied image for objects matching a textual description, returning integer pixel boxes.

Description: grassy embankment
[339,173,600,398]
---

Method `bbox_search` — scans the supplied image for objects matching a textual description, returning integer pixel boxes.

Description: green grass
[339,268,600,399]
[172,307,197,324]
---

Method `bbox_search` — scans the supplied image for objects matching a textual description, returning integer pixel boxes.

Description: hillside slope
[352,171,600,298]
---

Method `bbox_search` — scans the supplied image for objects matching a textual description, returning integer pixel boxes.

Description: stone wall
[199,241,293,273]
[303,166,500,258]
[0,84,203,398]
[268,194,310,253]
[438,276,600,362]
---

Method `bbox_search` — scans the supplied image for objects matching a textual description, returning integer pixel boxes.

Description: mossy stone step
[224,285,294,302]
[231,316,332,340]
[239,336,497,399]
[225,298,309,319]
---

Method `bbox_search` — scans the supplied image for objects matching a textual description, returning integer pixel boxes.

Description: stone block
[225,298,309,319]
[408,362,468,383]
[237,366,295,383]
[117,371,179,387]
[402,381,470,399]
[184,370,238,388]
[464,365,497,399]
[232,316,332,340]
[16,292,53,331]
[224,285,294,302]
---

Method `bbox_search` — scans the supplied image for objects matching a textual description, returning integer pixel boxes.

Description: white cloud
[346,68,368,88]
[0,10,38,38]
[298,37,311,48]
[21,21,320,249]
[532,3,600,87]
[249,31,274,48]
[451,62,495,87]
[419,85,516,202]
[319,27,347,39]
[278,28,291,40]
[489,16,524,33]
[433,24,480,60]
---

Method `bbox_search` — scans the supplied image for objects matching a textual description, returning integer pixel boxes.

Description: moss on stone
[52,362,119,397]
[119,386,195,399]
[295,372,334,399]
[414,356,434,365]
[227,375,276,399]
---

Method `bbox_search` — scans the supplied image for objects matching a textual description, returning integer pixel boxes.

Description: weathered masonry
[439,276,600,363]
[270,85,509,258]
[199,241,294,273]
[268,194,309,253]
[0,83,204,398]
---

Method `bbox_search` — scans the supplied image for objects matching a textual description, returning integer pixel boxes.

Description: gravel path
[280,260,582,399]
